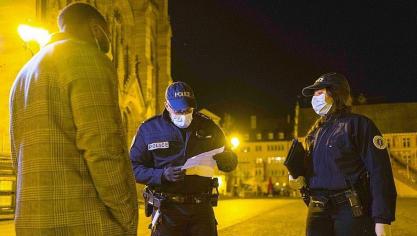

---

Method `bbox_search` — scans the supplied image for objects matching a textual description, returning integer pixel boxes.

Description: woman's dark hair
[327,85,352,114]
[305,81,352,146]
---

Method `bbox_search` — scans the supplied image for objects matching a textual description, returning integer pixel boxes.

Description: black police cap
[302,72,350,97]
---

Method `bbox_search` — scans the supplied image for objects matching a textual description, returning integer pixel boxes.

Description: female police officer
[290,72,396,236]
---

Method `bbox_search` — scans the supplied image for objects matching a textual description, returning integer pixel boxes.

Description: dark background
[169,1,417,124]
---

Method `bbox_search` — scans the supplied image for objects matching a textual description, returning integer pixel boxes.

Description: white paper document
[181,146,225,177]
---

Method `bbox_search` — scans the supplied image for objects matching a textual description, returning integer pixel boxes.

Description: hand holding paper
[181,146,225,177]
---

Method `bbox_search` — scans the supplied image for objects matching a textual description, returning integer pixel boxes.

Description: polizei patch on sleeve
[373,136,387,150]
[148,142,169,150]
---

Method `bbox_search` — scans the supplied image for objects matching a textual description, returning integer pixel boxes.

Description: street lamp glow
[216,176,223,188]
[18,24,51,47]
[231,137,240,149]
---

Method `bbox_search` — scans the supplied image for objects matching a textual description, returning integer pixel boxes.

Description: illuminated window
[278,132,284,140]
[267,145,276,151]
[268,132,274,140]
[256,133,262,140]
[402,153,412,163]
[403,138,411,148]
[0,180,13,191]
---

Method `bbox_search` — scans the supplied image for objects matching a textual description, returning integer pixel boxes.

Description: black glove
[163,166,185,182]
[213,151,238,172]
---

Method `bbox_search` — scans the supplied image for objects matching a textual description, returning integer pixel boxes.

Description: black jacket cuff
[374,218,391,224]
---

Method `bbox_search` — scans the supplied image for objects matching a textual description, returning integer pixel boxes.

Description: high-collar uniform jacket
[306,112,397,224]
[9,33,138,235]
[130,111,238,194]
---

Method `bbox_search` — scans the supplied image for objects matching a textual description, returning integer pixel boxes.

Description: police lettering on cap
[302,72,350,97]
[165,81,197,111]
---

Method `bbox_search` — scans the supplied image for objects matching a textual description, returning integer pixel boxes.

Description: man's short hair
[58,2,107,30]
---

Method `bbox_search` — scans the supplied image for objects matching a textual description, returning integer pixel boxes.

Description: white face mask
[170,112,193,128]
[311,93,333,116]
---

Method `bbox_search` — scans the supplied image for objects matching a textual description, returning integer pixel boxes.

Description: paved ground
[218,199,306,236]
[1,198,416,235]
[218,198,417,236]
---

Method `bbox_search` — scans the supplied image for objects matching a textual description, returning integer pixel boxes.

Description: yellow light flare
[18,24,51,47]
[214,175,223,189]
[218,177,223,188]
[230,137,240,149]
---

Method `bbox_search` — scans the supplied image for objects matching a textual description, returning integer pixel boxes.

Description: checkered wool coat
[9,33,138,235]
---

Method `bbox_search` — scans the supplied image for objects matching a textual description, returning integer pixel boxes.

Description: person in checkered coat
[9,3,138,235]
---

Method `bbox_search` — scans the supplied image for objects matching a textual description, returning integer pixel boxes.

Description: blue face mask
[311,93,333,116]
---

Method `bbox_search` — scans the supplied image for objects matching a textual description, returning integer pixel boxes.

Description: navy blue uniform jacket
[307,112,397,224]
[130,110,237,194]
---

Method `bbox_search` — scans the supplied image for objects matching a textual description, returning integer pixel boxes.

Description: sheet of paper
[182,146,224,177]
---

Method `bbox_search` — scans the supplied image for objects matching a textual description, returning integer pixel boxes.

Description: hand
[288,175,306,190]
[213,151,229,161]
[163,166,185,182]
[213,151,237,172]
[375,223,391,236]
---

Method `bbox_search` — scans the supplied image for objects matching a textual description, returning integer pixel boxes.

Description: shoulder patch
[373,135,387,150]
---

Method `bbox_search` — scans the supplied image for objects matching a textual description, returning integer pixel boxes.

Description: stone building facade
[232,115,293,196]
[235,140,291,196]
[0,0,172,152]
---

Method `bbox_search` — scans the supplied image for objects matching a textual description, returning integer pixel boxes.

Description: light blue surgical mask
[170,112,193,128]
[311,93,333,116]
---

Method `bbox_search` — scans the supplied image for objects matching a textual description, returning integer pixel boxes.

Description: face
[313,88,326,96]
[314,88,333,104]
[165,102,194,116]
[90,21,111,53]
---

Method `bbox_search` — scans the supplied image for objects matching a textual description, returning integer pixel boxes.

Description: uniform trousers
[153,203,217,236]
[306,195,375,236]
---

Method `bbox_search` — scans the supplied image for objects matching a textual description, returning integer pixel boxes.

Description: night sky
[169,1,417,122]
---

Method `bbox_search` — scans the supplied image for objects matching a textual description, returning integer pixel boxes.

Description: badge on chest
[148,141,169,150]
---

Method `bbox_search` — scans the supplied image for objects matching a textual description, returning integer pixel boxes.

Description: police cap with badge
[165,81,197,111]
[302,72,350,97]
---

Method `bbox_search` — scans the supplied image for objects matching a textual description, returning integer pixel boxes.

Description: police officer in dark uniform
[130,81,238,236]
[289,73,397,236]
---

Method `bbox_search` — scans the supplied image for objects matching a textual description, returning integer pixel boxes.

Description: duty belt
[158,192,212,204]
[329,191,348,206]
[310,189,349,207]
